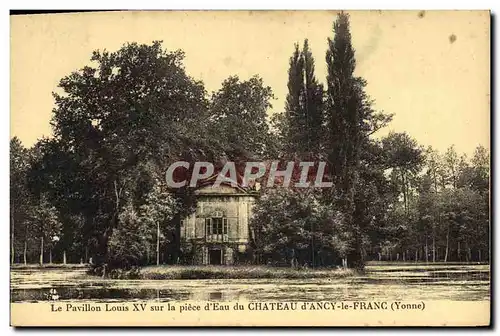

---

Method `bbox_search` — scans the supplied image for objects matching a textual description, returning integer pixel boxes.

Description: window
[212,218,223,234]
[205,212,228,236]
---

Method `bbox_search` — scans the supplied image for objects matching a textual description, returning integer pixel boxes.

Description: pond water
[10,264,490,303]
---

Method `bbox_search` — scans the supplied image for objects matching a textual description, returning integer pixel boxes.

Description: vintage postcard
[10,10,490,327]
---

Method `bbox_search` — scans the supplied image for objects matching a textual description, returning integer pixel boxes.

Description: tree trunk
[23,239,27,265]
[39,236,44,265]
[415,249,418,262]
[401,171,408,214]
[49,249,52,264]
[444,227,449,262]
[11,210,15,264]
[425,239,429,262]
[85,246,88,263]
[478,249,481,262]
[457,241,461,262]
[156,222,160,266]
[63,250,67,264]
[432,234,436,263]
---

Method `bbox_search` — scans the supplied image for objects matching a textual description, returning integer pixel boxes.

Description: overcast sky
[11,10,490,156]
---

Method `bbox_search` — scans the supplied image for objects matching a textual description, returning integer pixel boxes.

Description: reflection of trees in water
[10,265,490,303]
[11,287,191,303]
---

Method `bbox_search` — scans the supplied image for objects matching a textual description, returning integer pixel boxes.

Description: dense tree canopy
[10,14,490,272]
[207,75,276,161]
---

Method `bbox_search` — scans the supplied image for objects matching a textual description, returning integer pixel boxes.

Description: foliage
[32,41,213,264]
[137,180,178,264]
[139,265,355,280]
[107,202,147,269]
[277,39,324,157]
[251,188,347,267]
[377,144,490,263]
[28,194,63,264]
[207,75,276,160]
[323,12,392,269]
[10,16,489,272]
[10,137,31,262]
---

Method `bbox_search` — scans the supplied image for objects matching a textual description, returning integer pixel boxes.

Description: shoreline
[10,262,490,280]
[137,265,356,280]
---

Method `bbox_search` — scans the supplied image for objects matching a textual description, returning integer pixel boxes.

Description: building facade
[180,180,257,265]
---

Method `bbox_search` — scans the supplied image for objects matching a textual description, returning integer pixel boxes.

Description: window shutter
[195,217,205,239]
[223,218,228,235]
[205,218,211,235]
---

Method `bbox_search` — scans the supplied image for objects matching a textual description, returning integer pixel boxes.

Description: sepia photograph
[9,9,490,327]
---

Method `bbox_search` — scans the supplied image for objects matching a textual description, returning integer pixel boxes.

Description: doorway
[209,248,223,265]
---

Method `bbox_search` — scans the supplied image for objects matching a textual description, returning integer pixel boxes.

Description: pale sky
[10,10,490,157]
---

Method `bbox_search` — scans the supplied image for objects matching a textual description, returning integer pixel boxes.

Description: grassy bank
[139,265,355,280]
[10,263,89,270]
[366,261,490,266]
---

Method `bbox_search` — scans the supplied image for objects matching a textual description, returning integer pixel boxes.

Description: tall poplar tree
[302,39,325,155]
[10,137,30,264]
[283,43,305,155]
[325,12,391,269]
[282,40,324,157]
[324,12,363,268]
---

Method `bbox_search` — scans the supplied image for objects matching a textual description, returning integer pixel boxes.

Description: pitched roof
[197,172,251,194]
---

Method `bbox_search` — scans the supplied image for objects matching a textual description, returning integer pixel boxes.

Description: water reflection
[10,265,490,303]
[11,286,192,303]
[209,291,223,301]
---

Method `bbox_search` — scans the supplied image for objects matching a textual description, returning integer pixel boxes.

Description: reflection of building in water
[189,289,241,301]
[209,291,223,300]
[48,288,59,300]
[180,175,258,265]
